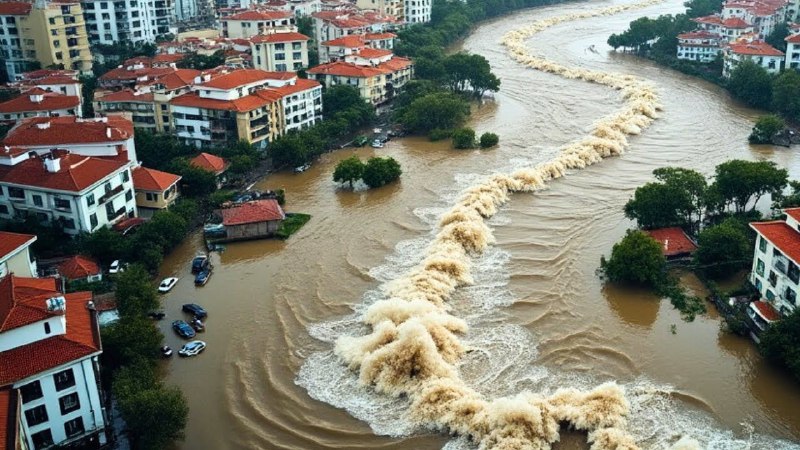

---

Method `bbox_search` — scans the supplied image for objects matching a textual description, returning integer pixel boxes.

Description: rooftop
[170,90,281,112]
[224,10,292,20]
[785,207,800,222]
[199,69,293,90]
[57,255,101,280]
[728,40,783,56]
[0,1,31,15]
[221,199,285,226]
[308,61,386,78]
[250,32,310,43]
[322,35,366,48]
[0,231,35,262]
[0,88,80,114]
[3,115,134,147]
[95,89,154,103]
[722,17,752,29]
[0,275,60,333]
[132,166,181,192]
[677,31,721,40]
[189,152,228,174]
[750,220,800,264]
[786,33,800,44]
[0,151,128,193]
[645,227,698,257]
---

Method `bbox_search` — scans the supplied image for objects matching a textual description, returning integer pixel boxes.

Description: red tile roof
[752,300,780,322]
[170,90,279,112]
[786,33,800,43]
[152,53,185,64]
[0,89,80,114]
[0,290,101,386]
[154,69,201,90]
[678,31,721,40]
[722,17,752,29]
[0,152,128,192]
[224,10,291,20]
[357,48,393,58]
[199,69,284,90]
[322,35,366,48]
[365,32,396,40]
[57,255,101,280]
[270,78,321,96]
[3,115,134,147]
[0,231,35,262]
[751,221,800,264]
[250,32,310,43]
[0,387,15,449]
[132,166,181,192]
[221,199,285,226]
[0,2,31,15]
[728,41,784,56]
[190,152,228,174]
[96,89,154,103]
[381,56,413,71]
[308,61,385,77]
[693,15,723,25]
[645,227,698,257]
[784,207,800,222]
[0,275,60,333]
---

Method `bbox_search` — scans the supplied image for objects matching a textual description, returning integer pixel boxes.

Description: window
[121,170,129,183]
[8,187,23,198]
[275,52,285,60]
[31,430,53,450]
[767,289,775,301]
[54,368,75,391]
[20,381,43,403]
[275,43,285,50]
[54,198,70,211]
[125,190,132,202]
[759,237,767,252]
[64,417,84,438]
[786,287,797,305]
[146,192,158,201]
[0,205,8,215]
[44,322,50,334]
[32,194,43,207]
[86,193,95,207]
[757,259,765,276]
[62,218,75,229]
[25,405,48,426]
[59,393,80,415]
[789,262,800,284]
[90,213,98,229]
[292,42,301,50]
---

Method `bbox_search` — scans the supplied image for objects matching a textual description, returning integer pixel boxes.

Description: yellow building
[307,52,413,105]
[131,166,182,217]
[356,0,403,21]
[0,231,37,278]
[19,0,92,75]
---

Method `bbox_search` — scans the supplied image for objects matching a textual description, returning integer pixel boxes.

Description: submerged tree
[602,230,666,286]
[333,156,365,188]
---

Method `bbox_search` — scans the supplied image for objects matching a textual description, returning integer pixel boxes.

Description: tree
[101,317,163,370]
[398,92,470,134]
[333,156,365,188]
[169,160,218,198]
[133,211,187,252]
[694,218,751,278]
[134,132,195,171]
[771,71,800,120]
[766,21,790,52]
[727,60,772,109]
[624,182,691,229]
[79,227,128,266]
[176,51,225,70]
[452,127,476,149]
[362,157,402,188]
[749,114,786,144]
[323,85,369,116]
[653,167,707,233]
[441,53,500,97]
[684,0,724,17]
[602,230,666,287]
[710,159,788,213]
[479,132,499,148]
[760,309,800,382]
[79,75,96,117]
[117,382,189,450]
[114,264,159,319]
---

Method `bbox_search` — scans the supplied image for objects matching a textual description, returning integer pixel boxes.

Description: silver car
[178,340,206,357]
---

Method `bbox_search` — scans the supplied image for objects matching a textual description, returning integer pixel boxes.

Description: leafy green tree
[176,51,226,70]
[114,264,159,319]
[624,182,691,229]
[333,156,365,188]
[771,71,800,119]
[766,21,790,52]
[653,167,707,232]
[710,159,788,212]
[749,114,786,144]
[452,127,476,149]
[684,0,724,17]
[773,180,800,209]
[362,157,402,188]
[79,227,129,266]
[480,132,499,148]
[169,160,218,197]
[117,382,188,450]
[442,53,500,97]
[323,85,368,116]
[602,230,666,286]
[727,60,772,109]
[398,92,470,134]
[79,75,96,117]
[133,211,187,252]
[694,218,751,278]
[101,317,163,370]
[760,309,800,381]
[170,199,199,224]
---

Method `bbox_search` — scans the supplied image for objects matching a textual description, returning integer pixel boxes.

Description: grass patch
[276,213,311,239]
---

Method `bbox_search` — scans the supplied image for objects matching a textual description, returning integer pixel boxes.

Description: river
[156,0,800,448]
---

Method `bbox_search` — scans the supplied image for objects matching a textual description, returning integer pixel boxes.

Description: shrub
[452,127,476,149]
[748,114,785,144]
[428,128,452,141]
[601,229,666,287]
[760,309,800,381]
[362,157,402,188]
[479,132,499,148]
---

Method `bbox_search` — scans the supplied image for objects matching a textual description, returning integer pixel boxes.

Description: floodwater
[156,0,800,448]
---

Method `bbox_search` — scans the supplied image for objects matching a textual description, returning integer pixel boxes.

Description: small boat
[294,163,311,173]
[371,139,384,149]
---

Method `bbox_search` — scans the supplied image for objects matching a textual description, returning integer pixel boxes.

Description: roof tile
[221,199,285,226]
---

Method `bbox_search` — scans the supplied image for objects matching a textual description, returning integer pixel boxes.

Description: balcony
[774,255,789,275]
[98,184,124,204]
[107,206,127,222]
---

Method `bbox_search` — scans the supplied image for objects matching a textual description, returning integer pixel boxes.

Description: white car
[178,340,206,357]
[158,277,179,293]
[109,260,124,274]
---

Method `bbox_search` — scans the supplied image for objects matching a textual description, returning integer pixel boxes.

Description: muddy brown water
[155,0,800,448]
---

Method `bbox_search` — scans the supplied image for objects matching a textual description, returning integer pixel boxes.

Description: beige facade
[0,233,37,279]
[356,0,402,21]
[19,0,92,74]
[135,185,178,210]
[251,34,310,72]
[235,101,284,145]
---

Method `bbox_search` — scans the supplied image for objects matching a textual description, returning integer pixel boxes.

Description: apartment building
[272,76,321,132]
[676,31,723,63]
[355,0,402,20]
[0,0,92,80]
[320,32,395,62]
[403,0,429,23]
[722,40,783,76]
[82,0,173,45]
[250,31,309,71]
[786,33,800,69]
[94,89,157,130]
[307,49,411,105]
[0,87,81,123]
[9,68,83,100]
[221,10,295,39]
[0,274,108,449]
[749,208,800,317]
[312,10,397,61]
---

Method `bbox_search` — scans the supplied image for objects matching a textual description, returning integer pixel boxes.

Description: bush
[749,114,785,144]
[428,128,453,141]
[333,156,365,188]
[602,230,666,287]
[452,127,476,149]
[479,132,499,148]
[362,157,402,188]
[760,309,800,381]
[694,218,751,279]
[276,213,311,239]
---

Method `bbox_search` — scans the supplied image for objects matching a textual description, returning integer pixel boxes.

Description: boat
[294,163,311,173]
[371,139,384,149]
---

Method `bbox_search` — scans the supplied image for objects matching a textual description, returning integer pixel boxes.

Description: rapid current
[158,0,800,448]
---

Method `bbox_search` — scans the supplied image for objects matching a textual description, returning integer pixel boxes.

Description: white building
[82,0,173,45]
[272,77,322,132]
[355,0,402,20]
[312,10,398,61]
[250,31,310,71]
[404,0,430,23]
[723,40,784,76]
[786,33,800,69]
[677,30,723,62]
[749,208,800,317]
[0,88,82,123]
[0,231,37,278]
[0,275,108,450]
[174,0,214,21]
[0,149,138,234]
[221,10,295,39]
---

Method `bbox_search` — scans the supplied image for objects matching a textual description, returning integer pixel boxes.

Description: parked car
[161,345,173,358]
[371,139,384,149]
[109,260,125,274]
[195,268,212,286]
[294,163,311,173]
[182,303,207,319]
[158,277,179,293]
[172,320,196,339]
[178,340,206,357]
[191,255,209,274]
[191,317,205,332]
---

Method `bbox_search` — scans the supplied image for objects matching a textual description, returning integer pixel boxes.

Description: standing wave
[328,2,687,449]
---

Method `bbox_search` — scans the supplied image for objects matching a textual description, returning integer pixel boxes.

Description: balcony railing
[98,184,124,204]
[108,206,126,222]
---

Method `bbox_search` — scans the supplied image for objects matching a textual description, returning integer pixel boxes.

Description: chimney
[30,93,44,103]
[36,121,50,130]
[106,127,112,138]
[44,155,61,173]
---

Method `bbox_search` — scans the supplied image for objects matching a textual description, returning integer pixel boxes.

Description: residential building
[403,0,430,23]
[312,10,397,61]
[0,231,36,278]
[284,0,321,16]
[8,69,83,111]
[355,0,402,20]
[190,152,228,186]
[319,32,395,62]
[0,0,93,80]
[645,227,698,260]
[94,90,157,131]
[676,31,723,63]
[218,199,285,241]
[0,149,138,234]
[250,31,310,71]
[57,255,102,282]
[173,0,214,22]
[131,166,181,217]
[221,10,295,39]
[307,51,412,105]
[749,208,800,317]
[0,87,81,123]
[0,274,108,449]
[97,57,176,90]
[272,77,321,131]
[723,40,783,76]
[786,32,800,69]
[82,0,172,45]
[2,115,138,163]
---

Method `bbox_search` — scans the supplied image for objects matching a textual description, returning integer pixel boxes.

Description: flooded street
[158,0,800,448]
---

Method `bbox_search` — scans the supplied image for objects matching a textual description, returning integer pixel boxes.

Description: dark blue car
[194,268,211,286]
[191,255,209,274]
[172,320,196,339]
[182,303,207,319]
